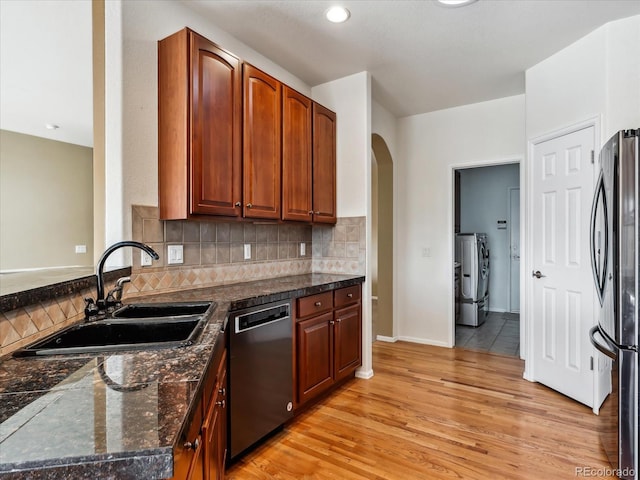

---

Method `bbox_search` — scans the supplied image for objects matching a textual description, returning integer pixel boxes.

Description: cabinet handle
[184,438,200,451]
[308,211,313,215]
[336,318,342,323]
[216,399,226,408]
[234,202,241,207]
[218,387,226,396]
[246,203,253,208]
[315,211,320,215]
[347,293,353,298]
[314,301,322,307]
[329,320,335,325]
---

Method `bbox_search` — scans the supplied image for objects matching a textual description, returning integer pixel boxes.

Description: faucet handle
[106,276,131,305]
[84,298,99,318]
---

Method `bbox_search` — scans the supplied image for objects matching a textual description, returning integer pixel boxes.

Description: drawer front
[297,291,333,318]
[334,285,361,308]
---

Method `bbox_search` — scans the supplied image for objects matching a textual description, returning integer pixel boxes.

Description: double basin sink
[14,301,216,357]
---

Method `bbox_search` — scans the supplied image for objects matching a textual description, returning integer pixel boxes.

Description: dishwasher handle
[589,325,617,360]
[235,303,290,333]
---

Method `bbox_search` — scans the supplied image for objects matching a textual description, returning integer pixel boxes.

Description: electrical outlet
[422,247,431,258]
[244,244,251,260]
[141,250,153,267]
[168,245,184,264]
[75,245,87,254]
[300,242,306,256]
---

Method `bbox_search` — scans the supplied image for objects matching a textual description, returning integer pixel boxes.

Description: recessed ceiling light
[436,0,478,7]
[45,124,60,130]
[325,6,350,23]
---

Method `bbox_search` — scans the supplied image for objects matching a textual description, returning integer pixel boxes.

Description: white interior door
[509,187,520,313]
[529,125,596,407]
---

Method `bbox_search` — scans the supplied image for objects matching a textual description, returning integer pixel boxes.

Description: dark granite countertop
[0,273,364,479]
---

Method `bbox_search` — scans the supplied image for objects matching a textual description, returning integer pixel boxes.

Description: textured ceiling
[183,0,640,117]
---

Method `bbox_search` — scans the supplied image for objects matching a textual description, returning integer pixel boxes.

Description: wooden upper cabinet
[158,28,242,220]
[282,86,313,222]
[312,103,337,224]
[243,64,281,220]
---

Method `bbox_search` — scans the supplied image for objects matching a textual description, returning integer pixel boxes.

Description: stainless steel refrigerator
[589,129,639,480]
[455,233,490,327]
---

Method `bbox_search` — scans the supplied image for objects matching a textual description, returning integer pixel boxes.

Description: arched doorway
[371,134,393,340]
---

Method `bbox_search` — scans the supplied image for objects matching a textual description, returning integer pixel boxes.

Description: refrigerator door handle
[589,325,617,360]
[589,170,609,306]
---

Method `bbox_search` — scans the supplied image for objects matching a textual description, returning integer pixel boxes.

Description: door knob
[532,270,546,279]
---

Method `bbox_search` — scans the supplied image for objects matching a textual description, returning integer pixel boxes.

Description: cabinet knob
[314,301,322,307]
[216,399,226,408]
[336,318,342,323]
[347,293,353,298]
[246,203,253,208]
[315,211,320,215]
[218,387,226,396]
[329,320,335,325]
[234,202,241,207]
[308,211,313,215]
[184,438,200,451]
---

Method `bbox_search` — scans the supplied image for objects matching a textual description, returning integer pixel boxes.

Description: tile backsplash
[0,206,366,356]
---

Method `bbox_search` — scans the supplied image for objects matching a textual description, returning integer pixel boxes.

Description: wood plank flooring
[226,341,615,479]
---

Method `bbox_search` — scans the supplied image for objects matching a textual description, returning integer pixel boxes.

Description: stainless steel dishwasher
[228,300,293,460]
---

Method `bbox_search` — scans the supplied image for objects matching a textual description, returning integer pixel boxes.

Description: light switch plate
[141,250,153,267]
[244,244,251,260]
[168,245,184,264]
[300,242,306,256]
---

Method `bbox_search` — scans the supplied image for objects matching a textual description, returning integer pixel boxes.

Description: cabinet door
[333,304,362,382]
[213,364,227,480]
[282,86,313,222]
[187,435,205,480]
[190,32,242,217]
[243,64,281,220]
[204,350,227,480]
[172,398,204,480]
[312,103,337,224]
[296,312,334,404]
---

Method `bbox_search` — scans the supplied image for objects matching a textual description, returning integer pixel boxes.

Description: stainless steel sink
[14,301,215,357]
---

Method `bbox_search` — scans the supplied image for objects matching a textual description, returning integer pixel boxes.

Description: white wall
[0,130,93,271]
[311,72,374,378]
[604,15,640,138]
[312,72,371,218]
[396,95,525,346]
[104,0,311,265]
[459,163,520,313]
[526,15,640,145]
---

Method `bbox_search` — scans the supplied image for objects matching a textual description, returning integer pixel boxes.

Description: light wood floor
[226,341,615,479]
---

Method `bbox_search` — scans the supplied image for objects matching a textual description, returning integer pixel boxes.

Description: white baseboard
[489,308,507,313]
[397,336,449,348]
[355,368,374,379]
[375,335,398,343]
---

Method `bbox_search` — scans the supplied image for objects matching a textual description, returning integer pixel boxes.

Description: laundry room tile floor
[455,312,520,357]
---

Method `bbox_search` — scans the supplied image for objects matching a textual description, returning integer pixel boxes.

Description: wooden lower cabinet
[296,312,335,404]
[204,351,227,480]
[334,304,362,382]
[295,285,362,407]
[172,348,227,480]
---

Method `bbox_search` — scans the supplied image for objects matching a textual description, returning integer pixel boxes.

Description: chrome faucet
[85,241,159,317]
